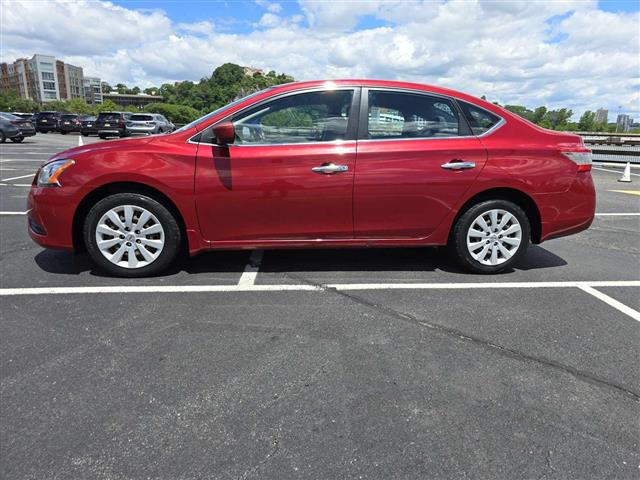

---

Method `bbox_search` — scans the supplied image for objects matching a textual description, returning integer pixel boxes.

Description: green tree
[531,106,547,124]
[96,99,120,113]
[577,111,596,131]
[101,82,112,94]
[144,102,200,123]
[0,91,40,112]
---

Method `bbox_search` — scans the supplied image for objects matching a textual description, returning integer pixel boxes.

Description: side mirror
[212,121,235,145]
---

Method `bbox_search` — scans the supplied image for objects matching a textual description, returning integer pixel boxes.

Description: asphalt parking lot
[1,134,639,479]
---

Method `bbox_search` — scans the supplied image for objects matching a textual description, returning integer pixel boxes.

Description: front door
[354,89,488,238]
[195,88,358,242]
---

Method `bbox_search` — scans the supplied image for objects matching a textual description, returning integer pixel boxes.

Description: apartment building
[1,54,97,104]
[83,76,103,105]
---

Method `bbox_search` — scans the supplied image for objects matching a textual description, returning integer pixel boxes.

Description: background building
[595,108,608,124]
[83,76,103,105]
[102,92,163,108]
[616,114,632,132]
[1,54,89,103]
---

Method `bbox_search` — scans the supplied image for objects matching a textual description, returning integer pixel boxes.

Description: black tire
[82,133,89,137]
[99,134,106,139]
[0,131,5,143]
[60,131,68,135]
[10,136,24,143]
[84,193,182,277]
[450,199,530,274]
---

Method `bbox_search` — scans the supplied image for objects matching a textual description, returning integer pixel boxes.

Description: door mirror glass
[212,121,236,144]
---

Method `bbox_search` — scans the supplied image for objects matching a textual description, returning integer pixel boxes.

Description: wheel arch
[450,187,542,244]
[72,181,188,252]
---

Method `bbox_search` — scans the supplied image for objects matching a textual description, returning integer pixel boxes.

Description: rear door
[194,87,359,242]
[354,88,488,238]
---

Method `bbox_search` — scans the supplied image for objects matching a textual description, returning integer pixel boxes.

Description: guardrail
[575,132,640,164]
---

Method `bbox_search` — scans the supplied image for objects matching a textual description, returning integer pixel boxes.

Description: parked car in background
[0,112,36,142]
[11,112,36,121]
[33,111,61,133]
[0,116,22,143]
[95,111,132,139]
[126,113,175,135]
[58,114,82,134]
[80,116,98,136]
[27,79,596,277]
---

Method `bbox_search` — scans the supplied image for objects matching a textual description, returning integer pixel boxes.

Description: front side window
[231,89,354,145]
[367,91,460,139]
[458,101,502,135]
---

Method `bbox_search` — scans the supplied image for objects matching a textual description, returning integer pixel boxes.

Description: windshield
[62,114,77,120]
[131,114,154,121]
[174,87,274,133]
[0,113,20,120]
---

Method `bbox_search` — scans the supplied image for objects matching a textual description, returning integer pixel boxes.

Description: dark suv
[58,114,82,134]
[33,111,60,133]
[95,112,132,139]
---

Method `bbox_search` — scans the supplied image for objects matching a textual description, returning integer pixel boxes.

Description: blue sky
[2,0,639,118]
[110,0,638,30]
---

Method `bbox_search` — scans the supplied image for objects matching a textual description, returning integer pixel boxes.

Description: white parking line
[0,211,28,215]
[578,286,640,322]
[237,250,264,287]
[1,280,638,296]
[595,213,640,216]
[1,174,34,182]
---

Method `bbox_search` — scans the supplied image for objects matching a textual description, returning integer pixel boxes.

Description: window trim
[358,87,504,142]
[188,86,361,147]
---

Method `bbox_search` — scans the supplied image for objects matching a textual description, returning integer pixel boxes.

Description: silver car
[125,113,175,135]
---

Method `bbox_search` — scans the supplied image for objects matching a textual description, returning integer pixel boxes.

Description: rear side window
[367,91,460,139]
[458,101,502,135]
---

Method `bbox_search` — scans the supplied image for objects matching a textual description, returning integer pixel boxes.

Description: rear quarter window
[458,101,502,135]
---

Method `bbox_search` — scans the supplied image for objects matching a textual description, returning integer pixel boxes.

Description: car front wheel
[84,193,182,277]
[451,199,530,274]
[10,136,24,143]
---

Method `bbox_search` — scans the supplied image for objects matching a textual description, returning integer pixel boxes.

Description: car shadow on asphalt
[33,245,567,278]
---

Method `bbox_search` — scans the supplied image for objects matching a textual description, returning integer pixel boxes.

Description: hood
[48,136,156,163]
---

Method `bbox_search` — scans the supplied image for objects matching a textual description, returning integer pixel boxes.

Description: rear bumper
[3,128,20,138]
[127,126,157,135]
[97,128,125,136]
[537,173,596,242]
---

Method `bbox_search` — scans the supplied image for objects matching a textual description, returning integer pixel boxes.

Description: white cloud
[256,0,282,14]
[1,0,638,119]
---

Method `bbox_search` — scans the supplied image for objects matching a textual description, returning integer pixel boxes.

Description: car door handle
[441,160,476,170]
[312,163,349,174]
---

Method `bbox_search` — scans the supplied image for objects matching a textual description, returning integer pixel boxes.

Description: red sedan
[28,80,595,277]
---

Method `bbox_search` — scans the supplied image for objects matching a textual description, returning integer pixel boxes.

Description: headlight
[37,159,75,187]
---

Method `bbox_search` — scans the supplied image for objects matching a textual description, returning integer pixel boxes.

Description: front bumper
[27,186,76,250]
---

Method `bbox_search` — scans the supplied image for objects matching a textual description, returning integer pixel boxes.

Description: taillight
[561,151,592,172]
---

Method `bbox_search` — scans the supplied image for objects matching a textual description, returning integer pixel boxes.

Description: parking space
[1,134,639,478]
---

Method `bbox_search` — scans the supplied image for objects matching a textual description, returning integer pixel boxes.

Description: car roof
[258,79,512,119]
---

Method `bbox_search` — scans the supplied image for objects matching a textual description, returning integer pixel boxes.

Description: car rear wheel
[451,199,530,274]
[84,193,182,277]
[0,132,5,143]
[10,136,24,143]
